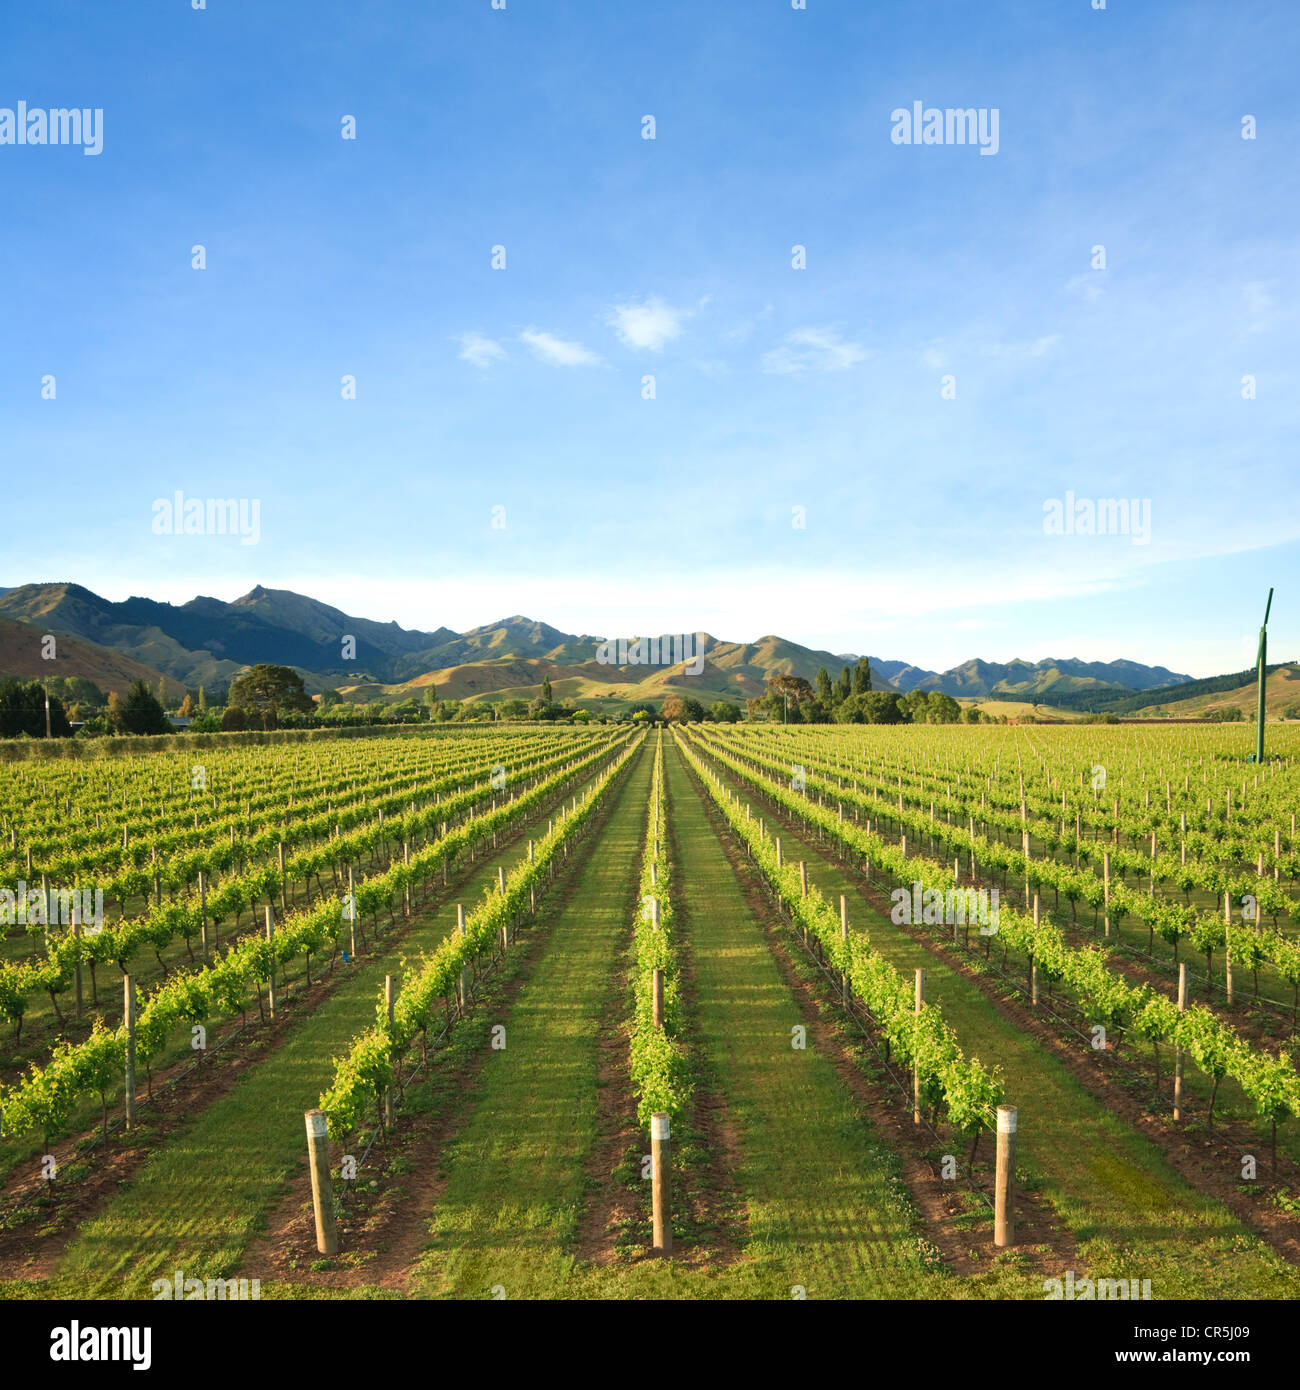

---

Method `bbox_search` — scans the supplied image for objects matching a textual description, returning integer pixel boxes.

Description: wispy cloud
[607,296,686,351]
[920,342,947,369]
[457,332,507,367]
[725,303,773,344]
[1065,273,1105,303]
[762,327,868,375]
[980,333,1062,359]
[519,329,603,367]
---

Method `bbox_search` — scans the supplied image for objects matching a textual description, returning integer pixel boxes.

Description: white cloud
[456,332,506,368]
[607,297,686,352]
[519,328,603,367]
[762,327,868,375]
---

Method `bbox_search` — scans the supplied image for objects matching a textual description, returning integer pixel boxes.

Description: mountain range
[0,581,1194,709]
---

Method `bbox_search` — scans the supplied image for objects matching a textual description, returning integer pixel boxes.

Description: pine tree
[835,665,852,704]
[853,657,872,695]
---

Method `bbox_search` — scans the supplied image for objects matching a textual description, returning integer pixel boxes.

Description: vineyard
[1,721,1299,1301]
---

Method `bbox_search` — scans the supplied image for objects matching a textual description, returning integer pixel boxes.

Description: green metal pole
[1256,587,1273,763]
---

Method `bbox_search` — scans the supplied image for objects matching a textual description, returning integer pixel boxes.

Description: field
[1,721,1299,1302]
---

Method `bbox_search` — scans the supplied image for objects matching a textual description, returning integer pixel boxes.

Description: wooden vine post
[1173,963,1189,1121]
[1224,891,1234,1006]
[304,1110,340,1256]
[840,895,850,1006]
[651,1112,672,1255]
[123,975,137,1130]
[348,866,357,958]
[265,906,277,1020]
[384,974,396,1125]
[994,1105,1017,1247]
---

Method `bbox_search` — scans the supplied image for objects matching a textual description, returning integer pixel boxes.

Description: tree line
[739,660,978,724]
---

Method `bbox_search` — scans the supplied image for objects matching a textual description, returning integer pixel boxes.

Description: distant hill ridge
[0,580,1194,704]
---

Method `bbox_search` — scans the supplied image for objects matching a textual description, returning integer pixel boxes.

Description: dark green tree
[853,657,872,694]
[926,692,961,724]
[121,679,171,735]
[815,667,833,706]
[834,691,905,724]
[902,689,930,723]
[0,680,72,737]
[834,665,852,704]
[228,664,314,729]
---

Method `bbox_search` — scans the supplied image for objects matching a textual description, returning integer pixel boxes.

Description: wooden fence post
[384,975,396,1125]
[1103,851,1110,937]
[652,968,665,1028]
[124,975,137,1130]
[348,867,357,958]
[457,904,470,1013]
[1173,963,1188,1120]
[304,1110,340,1255]
[994,1105,1017,1247]
[265,906,277,1020]
[651,1112,672,1254]
[840,895,850,1006]
[1224,891,1234,1005]
[913,968,925,1124]
[72,898,83,1018]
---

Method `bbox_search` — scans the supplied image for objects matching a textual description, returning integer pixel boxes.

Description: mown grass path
[698,740,1300,1299]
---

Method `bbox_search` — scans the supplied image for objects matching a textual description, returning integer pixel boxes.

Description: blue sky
[2,0,1297,676]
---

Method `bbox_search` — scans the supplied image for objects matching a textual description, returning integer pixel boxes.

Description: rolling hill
[0,614,185,699]
[1129,665,1300,720]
